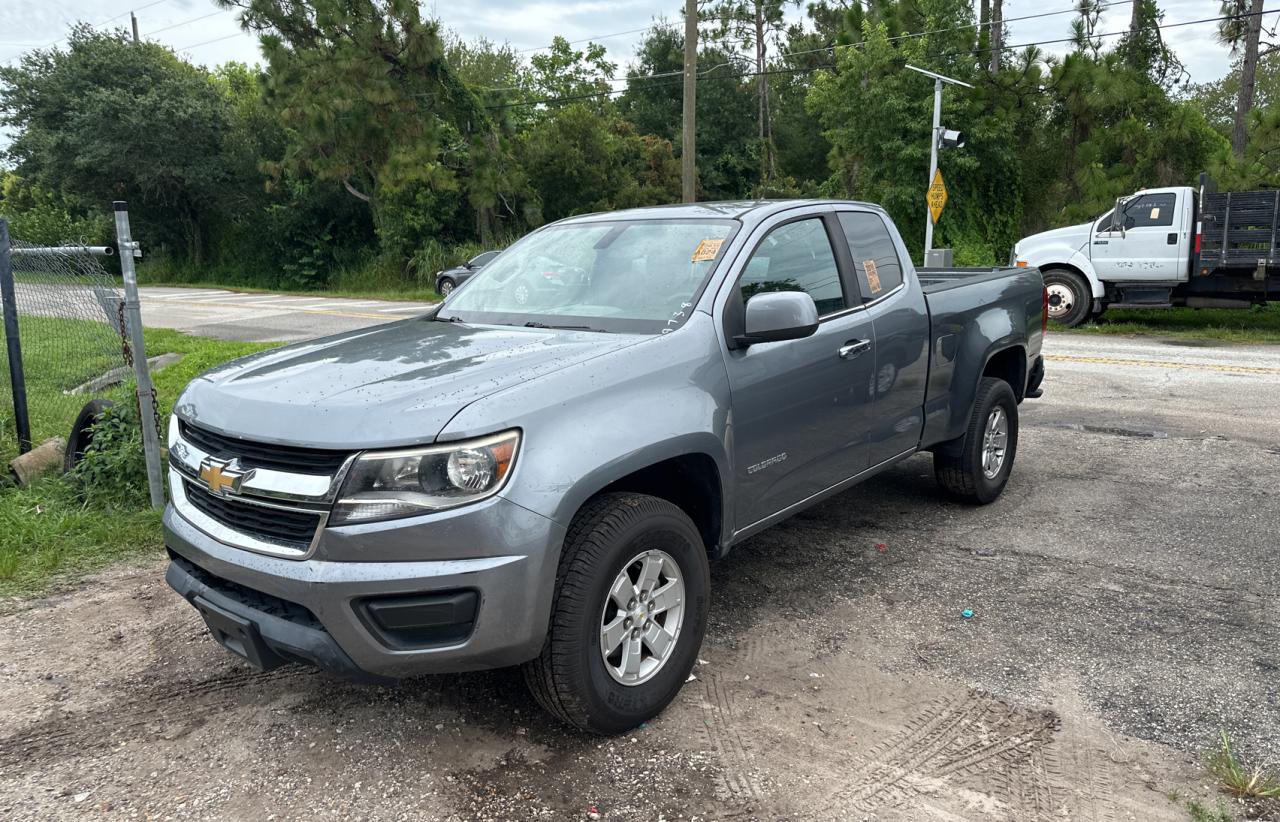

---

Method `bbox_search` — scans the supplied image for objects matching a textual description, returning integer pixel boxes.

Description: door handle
[1167,232,1177,245]
[838,339,872,360]
[1092,240,1109,246]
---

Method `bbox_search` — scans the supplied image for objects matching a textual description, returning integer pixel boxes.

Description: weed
[1207,731,1280,799]
[1181,797,1235,822]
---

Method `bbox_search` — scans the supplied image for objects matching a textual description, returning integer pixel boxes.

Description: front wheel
[523,493,709,734]
[933,377,1019,504]
[1043,269,1091,327]
[437,278,455,298]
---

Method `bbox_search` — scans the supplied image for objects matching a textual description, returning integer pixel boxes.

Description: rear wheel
[933,377,1019,504]
[1043,269,1091,327]
[523,493,709,734]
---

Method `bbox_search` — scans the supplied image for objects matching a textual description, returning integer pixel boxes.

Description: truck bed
[917,266,1027,293]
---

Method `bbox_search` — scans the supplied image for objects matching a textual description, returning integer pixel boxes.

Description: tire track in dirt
[0,664,316,772]
[698,672,765,802]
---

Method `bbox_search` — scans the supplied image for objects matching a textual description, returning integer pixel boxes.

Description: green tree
[618,25,757,199]
[705,0,799,184]
[519,103,680,222]
[1218,0,1270,156]
[1187,52,1280,136]
[218,0,520,249]
[527,36,617,109]
[0,25,237,260]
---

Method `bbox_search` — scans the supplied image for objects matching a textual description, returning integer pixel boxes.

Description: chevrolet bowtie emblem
[198,457,253,497]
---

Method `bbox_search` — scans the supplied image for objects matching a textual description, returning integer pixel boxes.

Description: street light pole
[925,77,942,256]
[905,65,972,258]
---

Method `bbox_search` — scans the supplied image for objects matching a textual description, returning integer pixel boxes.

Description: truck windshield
[438,219,738,334]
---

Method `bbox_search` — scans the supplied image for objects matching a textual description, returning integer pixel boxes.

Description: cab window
[837,211,904,301]
[1121,193,1176,228]
[1098,193,1177,232]
[739,218,847,316]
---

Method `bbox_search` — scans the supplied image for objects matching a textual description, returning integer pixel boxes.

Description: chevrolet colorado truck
[164,200,1046,733]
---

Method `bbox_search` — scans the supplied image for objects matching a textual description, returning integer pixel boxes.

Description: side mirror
[1111,196,1128,238]
[735,291,819,347]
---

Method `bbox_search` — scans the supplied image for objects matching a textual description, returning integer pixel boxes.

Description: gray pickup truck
[164,200,1046,733]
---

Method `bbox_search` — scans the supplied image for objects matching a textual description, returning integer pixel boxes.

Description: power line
[515,26,657,54]
[477,0,1138,95]
[146,10,230,38]
[42,0,181,47]
[480,4,1280,111]
[175,33,245,52]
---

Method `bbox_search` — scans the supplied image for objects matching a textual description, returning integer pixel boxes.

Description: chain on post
[117,300,133,367]
[117,298,161,439]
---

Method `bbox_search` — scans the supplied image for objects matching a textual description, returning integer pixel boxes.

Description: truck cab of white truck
[1012,186,1196,326]
[1014,177,1280,326]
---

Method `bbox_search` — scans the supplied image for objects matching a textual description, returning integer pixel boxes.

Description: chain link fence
[0,210,164,504]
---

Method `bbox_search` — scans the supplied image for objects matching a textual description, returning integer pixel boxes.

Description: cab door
[833,209,930,465]
[719,209,877,529]
[1090,190,1189,282]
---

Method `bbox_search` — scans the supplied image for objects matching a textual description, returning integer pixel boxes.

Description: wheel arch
[1039,259,1104,300]
[566,448,728,561]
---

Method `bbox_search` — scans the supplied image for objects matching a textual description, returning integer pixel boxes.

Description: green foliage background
[0,0,1272,289]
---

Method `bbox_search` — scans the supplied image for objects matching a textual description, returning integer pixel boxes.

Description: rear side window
[1122,193,1176,228]
[838,212,904,300]
[739,217,846,315]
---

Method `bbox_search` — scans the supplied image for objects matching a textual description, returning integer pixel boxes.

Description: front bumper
[163,495,566,679]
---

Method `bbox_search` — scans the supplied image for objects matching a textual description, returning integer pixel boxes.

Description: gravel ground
[0,334,1277,820]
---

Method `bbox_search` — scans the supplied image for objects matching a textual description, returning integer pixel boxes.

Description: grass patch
[1,318,274,597]
[1181,798,1235,822]
[1062,304,1280,344]
[1207,730,1280,800]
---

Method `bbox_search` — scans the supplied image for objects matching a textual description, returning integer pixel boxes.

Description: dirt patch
[0,561,1200,821]
[4,420,1277,820]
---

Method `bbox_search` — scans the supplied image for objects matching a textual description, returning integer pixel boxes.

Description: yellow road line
[1045,354,1280,375]
[140,297,421,321]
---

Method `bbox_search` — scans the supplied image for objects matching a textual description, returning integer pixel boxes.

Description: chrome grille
[183,481,322,548]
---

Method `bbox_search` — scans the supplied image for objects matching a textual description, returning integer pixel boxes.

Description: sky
[0,0,1269,141]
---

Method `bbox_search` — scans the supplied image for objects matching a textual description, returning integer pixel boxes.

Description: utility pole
[131,12,140,43]
[906,65,971,258]
[682,0,698,203]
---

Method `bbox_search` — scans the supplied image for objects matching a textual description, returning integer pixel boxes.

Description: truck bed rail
[917,266,1027,293]
[1200,190,1280,268]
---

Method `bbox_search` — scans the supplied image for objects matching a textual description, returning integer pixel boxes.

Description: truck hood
[176,319,645,449]
[1015,222,1091,258]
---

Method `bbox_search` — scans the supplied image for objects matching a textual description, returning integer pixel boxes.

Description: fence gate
[0,204,164,508]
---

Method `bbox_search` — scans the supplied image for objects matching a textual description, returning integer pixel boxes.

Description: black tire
[437,278,455,298]
[64,399,115,473]
[523,492,710,734]
[933,377,1018,504]
[1042,268,1091,327]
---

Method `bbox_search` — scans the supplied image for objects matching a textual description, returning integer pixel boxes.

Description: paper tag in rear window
[691,239,724,262]
[864,259,883,294]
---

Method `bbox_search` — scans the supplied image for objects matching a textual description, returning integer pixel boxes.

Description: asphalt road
[1,288,1277,820]
[13,283,438,343]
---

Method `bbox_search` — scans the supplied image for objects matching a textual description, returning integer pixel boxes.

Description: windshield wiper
[435,313,464,323]
[523,321,607,332]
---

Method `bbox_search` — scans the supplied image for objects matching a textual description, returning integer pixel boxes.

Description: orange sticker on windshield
[864,259,882,294]
[691,239,724,262]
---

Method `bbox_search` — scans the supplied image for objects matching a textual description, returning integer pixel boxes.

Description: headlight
[331,430,519,525]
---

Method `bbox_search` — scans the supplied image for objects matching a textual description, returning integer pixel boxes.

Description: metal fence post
[0,219,33,454]
[112,203,165,509]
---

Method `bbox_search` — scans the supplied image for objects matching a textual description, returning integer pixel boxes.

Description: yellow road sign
[927,169,947,223]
